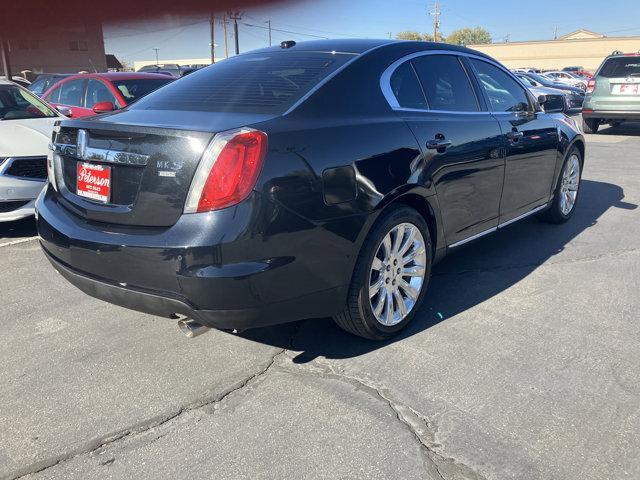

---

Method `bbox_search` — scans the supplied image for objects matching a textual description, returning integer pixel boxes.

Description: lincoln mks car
[36,39,585,340]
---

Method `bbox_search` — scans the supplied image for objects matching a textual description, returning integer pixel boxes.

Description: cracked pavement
[1,124,640,480]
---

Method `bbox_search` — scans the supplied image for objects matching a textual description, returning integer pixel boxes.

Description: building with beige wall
[469,29,640,72]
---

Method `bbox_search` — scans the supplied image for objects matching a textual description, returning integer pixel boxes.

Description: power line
[241,22,329,39]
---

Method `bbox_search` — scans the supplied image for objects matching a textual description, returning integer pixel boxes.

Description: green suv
[582,51,640,133]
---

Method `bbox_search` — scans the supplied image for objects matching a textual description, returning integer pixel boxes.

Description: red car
[42,72,174,118]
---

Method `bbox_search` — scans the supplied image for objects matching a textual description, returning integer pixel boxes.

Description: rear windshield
[599,57,640,78]
[130,52,354,114]
[113,79,173,104]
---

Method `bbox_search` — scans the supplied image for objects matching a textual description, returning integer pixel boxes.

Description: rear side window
[131,52,353,114]
[390,61,427,109]
[598,57,640,78]
[411,55,479,112]
[470,59,531,113]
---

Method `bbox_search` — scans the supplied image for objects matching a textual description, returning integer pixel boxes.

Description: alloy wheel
[560,153,581,215]
[368,222,427,326]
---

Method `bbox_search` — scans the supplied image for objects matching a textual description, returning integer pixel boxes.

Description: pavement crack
[279,358,487,480]
[9,347,284,480]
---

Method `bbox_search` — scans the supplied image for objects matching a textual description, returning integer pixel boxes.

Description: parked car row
[513,71,585,112]
[1,71,173,222]
[136,63,206,78]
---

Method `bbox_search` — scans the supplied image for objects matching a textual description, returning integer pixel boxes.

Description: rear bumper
[582,110,640,120]
[36,186,356,329]
[42,247,345,329]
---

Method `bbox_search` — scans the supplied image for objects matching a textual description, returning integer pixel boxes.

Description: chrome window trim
[381,49,537,114]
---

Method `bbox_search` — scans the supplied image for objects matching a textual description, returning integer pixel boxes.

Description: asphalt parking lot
[1,122,639,480]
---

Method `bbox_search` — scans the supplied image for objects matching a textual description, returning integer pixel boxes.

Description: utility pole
[228,11,242,55]
[429,2,441,42]
[222,15,229,58]
[266,20,272,46]
[210,13,216,63]
[553,25,559,40]
[0,38,12,81]
[152,48,160,64]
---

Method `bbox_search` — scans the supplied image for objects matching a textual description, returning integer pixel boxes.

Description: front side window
[57,80,85,107]
[390,61,427,109]
[471,59,531,113]
[0,84,58,120]
[85,79,118,108]
[411,55,479,112]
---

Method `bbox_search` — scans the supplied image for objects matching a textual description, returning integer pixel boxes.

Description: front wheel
[333,205,432,340]
[539,147,582,224]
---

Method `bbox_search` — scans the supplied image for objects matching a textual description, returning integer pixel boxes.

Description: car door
[469,58,559,223]
[385,53,505,247]
[44,78,92,118]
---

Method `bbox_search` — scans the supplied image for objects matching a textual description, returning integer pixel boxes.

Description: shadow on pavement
[597,121,640,137]
[0,217,37,241]
[240,179,636,362]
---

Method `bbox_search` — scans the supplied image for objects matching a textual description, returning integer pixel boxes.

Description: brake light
[586,78,596,93]
[184,128,267,213]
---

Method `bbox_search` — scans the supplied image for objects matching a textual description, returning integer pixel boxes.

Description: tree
[395,30,448,42]
[446,27,492,46]
[396,31,429,41]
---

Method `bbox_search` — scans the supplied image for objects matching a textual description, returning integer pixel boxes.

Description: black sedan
[516,71,585,110]
[37,39,585,340]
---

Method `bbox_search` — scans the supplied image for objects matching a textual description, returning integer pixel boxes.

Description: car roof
[56,72,173,82]
[245,38,489,58]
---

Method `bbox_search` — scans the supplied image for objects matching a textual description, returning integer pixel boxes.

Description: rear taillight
[184,128,267,213]
[586,78,596,93]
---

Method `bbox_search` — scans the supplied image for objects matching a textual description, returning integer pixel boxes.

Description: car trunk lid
[51,111,274,227]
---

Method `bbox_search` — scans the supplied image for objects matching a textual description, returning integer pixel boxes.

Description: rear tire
[333,205,432,340]
[539,146,582,224]
[582,117,600,134]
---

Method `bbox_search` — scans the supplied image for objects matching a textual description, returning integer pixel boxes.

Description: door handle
[506,130,524,141]
[426,138,452,150]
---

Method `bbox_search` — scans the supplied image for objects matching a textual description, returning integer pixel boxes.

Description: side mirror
[56,105,72,117]
[538,94,564,113]
[92,101,115,114]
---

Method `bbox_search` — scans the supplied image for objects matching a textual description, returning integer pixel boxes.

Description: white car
[542,71,587,91]
[0,80,64,222]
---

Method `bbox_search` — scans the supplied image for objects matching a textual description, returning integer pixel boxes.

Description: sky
[103,0,640,65]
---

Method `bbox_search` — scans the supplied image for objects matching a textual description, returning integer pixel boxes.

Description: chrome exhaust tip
[177,318,210,338]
